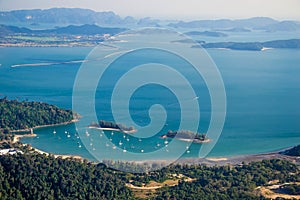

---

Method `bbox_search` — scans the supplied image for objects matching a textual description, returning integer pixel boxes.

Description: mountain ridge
[1,8,300,31]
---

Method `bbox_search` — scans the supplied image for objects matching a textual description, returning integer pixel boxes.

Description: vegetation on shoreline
[283,144,300,156]
[90,120,136,133]
[161,130,209,143]
[0,98,78,133]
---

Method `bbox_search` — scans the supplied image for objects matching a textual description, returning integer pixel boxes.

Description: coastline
[10,122,298,166]
[31,146,84,161]
[13,133,299,166]
[10,119,79,134]
[13,133,37,143]
[175,147,300,166]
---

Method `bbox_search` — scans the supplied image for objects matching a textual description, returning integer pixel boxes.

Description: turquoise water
[0,46,299,160]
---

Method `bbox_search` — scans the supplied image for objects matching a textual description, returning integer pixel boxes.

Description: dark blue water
[1,47,299,160]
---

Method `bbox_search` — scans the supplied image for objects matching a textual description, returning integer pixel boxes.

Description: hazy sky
[0,0,299,20]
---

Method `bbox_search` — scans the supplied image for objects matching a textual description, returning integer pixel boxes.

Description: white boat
[85,130,90,137]
[119,141,123,146]
[53,130,56,134]
[67,134,71,138]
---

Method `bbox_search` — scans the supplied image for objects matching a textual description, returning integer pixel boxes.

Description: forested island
[160,130,210,143]
[89,120,137,133]
[0,98,79,134]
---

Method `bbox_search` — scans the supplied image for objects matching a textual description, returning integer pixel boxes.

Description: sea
[0,31,300,162]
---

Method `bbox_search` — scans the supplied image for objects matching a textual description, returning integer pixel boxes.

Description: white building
[0,148,23,156]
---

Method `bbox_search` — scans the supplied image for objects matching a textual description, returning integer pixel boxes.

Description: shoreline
[13,133,37,143]
[14,137,299,166]
[31,146,84,161]
[10,123,298,166]
[10,119,79,134]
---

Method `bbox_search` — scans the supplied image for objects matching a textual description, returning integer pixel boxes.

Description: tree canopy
[0,98,76,132]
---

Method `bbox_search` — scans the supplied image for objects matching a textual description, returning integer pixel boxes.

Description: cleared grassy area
[126,174,195,199]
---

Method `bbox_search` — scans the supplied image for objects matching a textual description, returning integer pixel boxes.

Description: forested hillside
[0,152,299,199]
[0,98,76,132]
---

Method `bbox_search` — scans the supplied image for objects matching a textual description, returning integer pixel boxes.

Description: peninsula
[0,97,79,134]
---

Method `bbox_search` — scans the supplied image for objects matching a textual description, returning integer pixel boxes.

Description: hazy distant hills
[200,39,300,51]
[169,17,300,32]
[1,8,300,31]
[0,24,126,36]
[185,31,228,37]
[0,8,158,27]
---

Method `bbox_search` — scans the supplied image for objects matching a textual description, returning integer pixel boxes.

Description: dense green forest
[0,98,77,132]
[0,153,133,200]
[149,159,299,199]
[0,150,299,199]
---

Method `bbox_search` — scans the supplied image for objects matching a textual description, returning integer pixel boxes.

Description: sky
[0,0,300,20]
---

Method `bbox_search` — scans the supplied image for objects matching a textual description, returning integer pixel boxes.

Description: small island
[89,120,137,134]
[161,130,211,143]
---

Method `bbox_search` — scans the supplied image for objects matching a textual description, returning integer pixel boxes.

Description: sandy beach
[175,149,300,166]
[88,126,137,134]
[29,146,84,161]
[13,133,37,143]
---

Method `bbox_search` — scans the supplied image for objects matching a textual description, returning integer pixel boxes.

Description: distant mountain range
[0,24,126,36]
[1,8,300,31]
[0,8,158,27]
[169,17,300,31]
